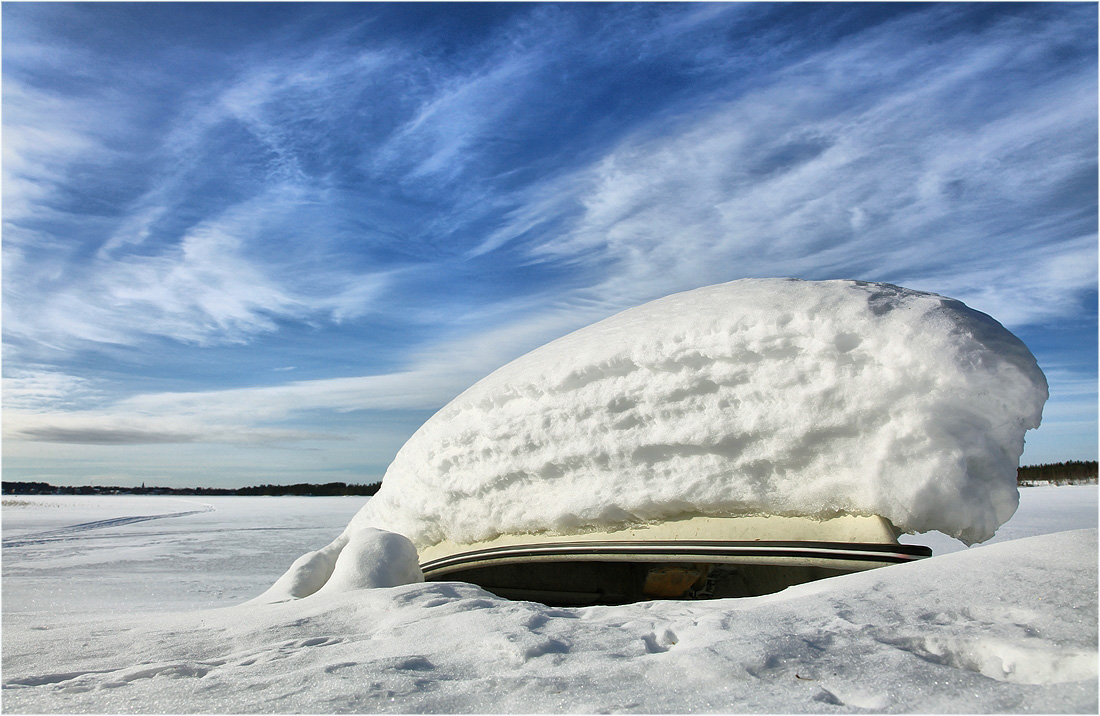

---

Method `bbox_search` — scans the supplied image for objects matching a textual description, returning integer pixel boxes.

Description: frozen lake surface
[2,496,365,618]
[2,487,1096,713]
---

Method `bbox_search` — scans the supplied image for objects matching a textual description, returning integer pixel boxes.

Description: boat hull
[419,514,932,605]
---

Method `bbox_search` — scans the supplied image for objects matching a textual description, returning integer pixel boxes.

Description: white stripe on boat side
[420,540,931,573]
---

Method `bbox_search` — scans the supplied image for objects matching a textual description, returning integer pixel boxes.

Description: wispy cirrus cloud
[5,11,545,356]
[2,370,106,411]
[371,49,540,186]
[3,27,417,354]
[3,303,590,447]
[5,183,397,350]
[2,85,105,222]
[478,6,1096,328]
[2,3,1094,480]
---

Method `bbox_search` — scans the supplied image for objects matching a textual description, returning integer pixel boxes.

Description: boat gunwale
[421,538,933,577]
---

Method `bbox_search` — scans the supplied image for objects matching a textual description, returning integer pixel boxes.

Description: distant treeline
[1,481,381,497]
[4,462,1096,497]
[1017,461,1098,486]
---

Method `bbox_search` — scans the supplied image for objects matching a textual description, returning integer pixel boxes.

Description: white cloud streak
[371,49,542,184]
[2,302,595,446]
[479,10,1096,328]
[4,5,1093,463]
[2,80,118,222]
[4,42,407,353]
[5,184,395,349]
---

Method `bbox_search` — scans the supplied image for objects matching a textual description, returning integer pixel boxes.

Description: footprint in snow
[642,628,678,653]
[813,686,887,710]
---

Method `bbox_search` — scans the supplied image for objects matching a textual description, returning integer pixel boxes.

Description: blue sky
[3,2,1096,488]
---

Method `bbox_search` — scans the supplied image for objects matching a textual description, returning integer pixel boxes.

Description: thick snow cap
[354,279,1047,548]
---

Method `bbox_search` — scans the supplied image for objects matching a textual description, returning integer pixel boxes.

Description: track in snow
[2,506,215,548]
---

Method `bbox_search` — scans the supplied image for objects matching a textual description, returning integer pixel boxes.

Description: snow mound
[251,528,422,603]
[350,279,1046,550]
[318,528,423,595]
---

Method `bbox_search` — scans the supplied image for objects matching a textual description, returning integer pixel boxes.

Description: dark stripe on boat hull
[421,539,932,577]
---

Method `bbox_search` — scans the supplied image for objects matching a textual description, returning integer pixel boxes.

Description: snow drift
[253,528,422,602]
[264,278,1048,601]
[5,519,1096,713]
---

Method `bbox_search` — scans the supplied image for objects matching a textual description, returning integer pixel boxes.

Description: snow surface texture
[0,496,368,614]
[3,520,1096,712]
[346,279,1046,563]
[3,490,1095,713]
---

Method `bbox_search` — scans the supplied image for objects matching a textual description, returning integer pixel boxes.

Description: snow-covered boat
[262,279,1041,607]
[420,513,932,605]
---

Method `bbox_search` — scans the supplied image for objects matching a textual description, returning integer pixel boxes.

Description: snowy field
[2,486,1096,713]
